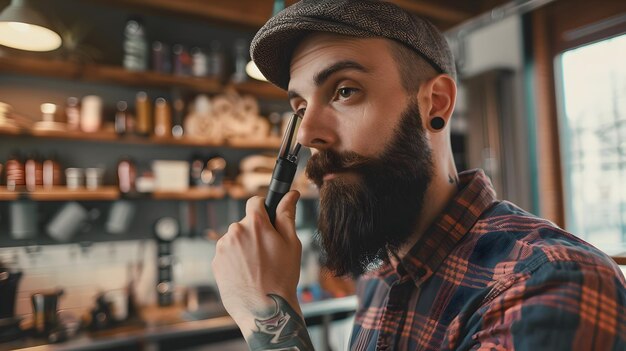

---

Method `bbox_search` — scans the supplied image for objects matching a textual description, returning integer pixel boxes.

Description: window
[557,33,626,254]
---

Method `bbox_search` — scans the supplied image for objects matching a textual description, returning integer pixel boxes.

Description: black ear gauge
[430,116,445,131]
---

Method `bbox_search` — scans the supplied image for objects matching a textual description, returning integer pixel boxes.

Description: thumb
[274,190,300,240]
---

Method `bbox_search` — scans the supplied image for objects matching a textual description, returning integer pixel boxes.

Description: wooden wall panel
[531,8,564,227]
[530,0,625,228]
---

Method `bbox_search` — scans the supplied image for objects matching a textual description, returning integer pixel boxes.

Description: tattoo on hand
[248,294,315,351]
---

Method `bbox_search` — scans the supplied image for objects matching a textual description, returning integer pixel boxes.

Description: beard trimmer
[264,113,302,225]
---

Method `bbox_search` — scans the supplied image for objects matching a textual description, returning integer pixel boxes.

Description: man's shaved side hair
[387,40,438,94]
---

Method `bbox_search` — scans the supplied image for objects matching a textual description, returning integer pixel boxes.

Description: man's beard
[306,99,434,277]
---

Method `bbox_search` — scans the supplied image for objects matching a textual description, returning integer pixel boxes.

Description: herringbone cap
[251,0,456,90]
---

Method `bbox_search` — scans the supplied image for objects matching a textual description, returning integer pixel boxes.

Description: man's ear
[417,74,457,133]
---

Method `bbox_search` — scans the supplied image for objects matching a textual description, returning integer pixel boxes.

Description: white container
[65,168,84,189]
[106,200,136,234]
[10,200,37,239]
[80,95,103,132]
[47,202,88,242]
[85,167,105,190]
[152,160,189,192]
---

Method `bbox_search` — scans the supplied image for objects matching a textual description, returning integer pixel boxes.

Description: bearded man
[212,1,626,350]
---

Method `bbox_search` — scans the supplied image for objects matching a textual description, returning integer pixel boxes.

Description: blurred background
[0,0,624,350]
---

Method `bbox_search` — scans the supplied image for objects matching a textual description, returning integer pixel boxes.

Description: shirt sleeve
[469,260,626,351]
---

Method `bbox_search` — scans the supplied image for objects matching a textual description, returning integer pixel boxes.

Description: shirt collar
[372,169,498,286]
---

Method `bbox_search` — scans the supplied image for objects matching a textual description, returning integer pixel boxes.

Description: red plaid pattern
[350,169,626,350]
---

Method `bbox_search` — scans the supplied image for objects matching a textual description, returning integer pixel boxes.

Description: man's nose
[296,105,338,151]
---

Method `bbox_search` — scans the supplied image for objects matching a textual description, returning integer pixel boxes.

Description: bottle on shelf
[191,47,208,77]
[172,44,191,76]
[123,16,148,72]
[171,98,185,139]
[154,98,172,138]
[117,158,137,194]
[65,97,81,131]
[115,101,129,135]
[6,152,25,190]
[152,41,171,74]
[208,40,225,81]
[189,153,204,187]
[24,153,43,192]
[80,95,103,133]
[231,39,248,83]
[135,92,152,136]
[42,155,62,189]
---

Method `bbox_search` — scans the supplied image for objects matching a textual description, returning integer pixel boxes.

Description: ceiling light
[245,61,268,82]
[0,0,62,52]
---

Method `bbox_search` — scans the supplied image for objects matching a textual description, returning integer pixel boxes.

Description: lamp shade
[245,0,284,81]
[0,0,62,51]
[245,61,268,82]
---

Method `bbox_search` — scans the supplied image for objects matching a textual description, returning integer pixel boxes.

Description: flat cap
[251,0,456,90]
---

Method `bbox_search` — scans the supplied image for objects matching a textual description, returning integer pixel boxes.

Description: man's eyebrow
[314,60,368,86]
[287,60,368,102]
[288,90,301,101]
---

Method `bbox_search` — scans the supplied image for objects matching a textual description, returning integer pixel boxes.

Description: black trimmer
[264,113,302,225]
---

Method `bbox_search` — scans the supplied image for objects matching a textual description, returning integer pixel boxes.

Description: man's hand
[212,190,314,350]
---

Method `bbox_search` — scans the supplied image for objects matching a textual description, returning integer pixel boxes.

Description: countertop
[2,296,358,351]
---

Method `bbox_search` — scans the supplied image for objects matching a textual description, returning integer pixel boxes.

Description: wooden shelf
[229,81,286,100]
[0,56,285,100]
[225,136,282,149]
[94,0,487,31]
[0,124,21,135]
[152,187,226,200]
[226,183,256,200]
[30,128,120,142]
[31,186,120,201]
[1,128,282,149]
[0,186,120,201]
[0,185,312,202]
[94,0,278,29]
[0,190,19,201]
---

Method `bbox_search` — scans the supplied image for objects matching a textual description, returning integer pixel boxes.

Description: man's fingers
[274,190,300,241]
[241,192,300,243]
[245,196,269,221]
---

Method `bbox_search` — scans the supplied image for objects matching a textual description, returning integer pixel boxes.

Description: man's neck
[396,162,460,259]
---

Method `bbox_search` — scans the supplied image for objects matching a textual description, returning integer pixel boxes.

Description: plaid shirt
[350,169,626,350]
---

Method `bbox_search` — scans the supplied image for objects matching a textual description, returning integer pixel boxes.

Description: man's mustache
[305,150,376,187]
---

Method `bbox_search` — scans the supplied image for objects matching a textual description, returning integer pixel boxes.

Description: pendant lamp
[246,0,285,82]
[0,0,62,52]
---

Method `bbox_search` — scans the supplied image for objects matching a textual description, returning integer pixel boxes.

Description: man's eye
[335,87,358,99]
